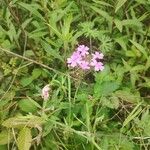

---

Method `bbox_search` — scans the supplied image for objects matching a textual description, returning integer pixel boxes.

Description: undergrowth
[0,0,150,150]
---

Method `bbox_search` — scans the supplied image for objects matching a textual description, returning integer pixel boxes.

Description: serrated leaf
[90,5,112,22]
[122,19,142,28]
[29,30,47,39]
[18,2,44,21]
[115,37,127,51]
[41,40,64,62]
[115,0,128,13]
[130,40,148,59]
[114,19,123,32]
[17,127,32,150]
[2,115,44,128]
[101,96,119,109]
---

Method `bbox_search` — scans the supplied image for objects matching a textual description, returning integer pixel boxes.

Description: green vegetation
[0,0,150,149]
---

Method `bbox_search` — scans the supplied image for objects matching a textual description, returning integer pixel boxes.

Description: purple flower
[67,44,104,72]
[90,59,104,71]
[94,62,104,71]
[77,45,89,56]
[79,61,90,70]
[67,51,82,67]
[92,51,104,60]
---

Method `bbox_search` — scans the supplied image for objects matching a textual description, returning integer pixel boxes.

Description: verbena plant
[0,0,150,149]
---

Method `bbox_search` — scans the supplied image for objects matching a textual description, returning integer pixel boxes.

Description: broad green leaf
[115,0,128,13]
[18,99,38,113]
[17,127,32,150]
[27,96,42,109]
[0,130,13,145]
[32,68,41,79]
[101,96,119,109]
[20,77,33,87]
[94,81,120,97]
[2,115,44,128]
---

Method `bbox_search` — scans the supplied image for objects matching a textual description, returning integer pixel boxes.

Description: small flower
[92,51,104,60]
[79,60,90,70]
[41,84,50,100]
[77,45,89,56]
[94,62,104,71]
[90,59,104,71]
[67,51,82,67]
[67,44,104,72]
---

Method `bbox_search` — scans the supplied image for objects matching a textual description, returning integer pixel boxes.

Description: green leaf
[122,103,142,128]
[62,14,72,36]
[20,77,33,87]
[18,2,44,21]
[94,81,120,98]
[29,30,47,39]
[115,0,128,13]
[18,99,38,113]
[115,90,141,103]
[17,127,32,150]
[115,37,128,51]
[125,51,136,57]
[2,115,44,128]
[122,19,142,28]
[0,130,13,145]
[27,96,42,109]
[114,19,123,32]
[32,68,41,79]
[101,96,119,109]
[130,40,148,59]
[92,0,113,7]
[90,6,112,22]
[145,56,150,70]
[41,40,64,62]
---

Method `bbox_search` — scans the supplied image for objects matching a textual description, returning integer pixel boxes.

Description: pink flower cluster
[67,45,104,71]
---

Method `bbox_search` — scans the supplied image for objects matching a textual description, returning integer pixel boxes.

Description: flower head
[92,52,104,60]
[90,59,104,71]
[77,45,89,56]
[67,51,82,67]
[41,84,50,100]
[67,45,104,72]
[79,60,90,70]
